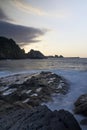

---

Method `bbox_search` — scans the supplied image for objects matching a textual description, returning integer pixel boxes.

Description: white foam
[58,84,63,89]
[44,70,87,130]
[26,90,32,94]
[2,88,17,96]
[22,98,30,103]
[36,88,42,92]
[31,93,38,97]
[0,86,9,92]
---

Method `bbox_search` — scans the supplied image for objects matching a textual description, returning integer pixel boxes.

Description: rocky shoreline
[0,71,82,130]
[0,104,81,130]
[0,71,69,107]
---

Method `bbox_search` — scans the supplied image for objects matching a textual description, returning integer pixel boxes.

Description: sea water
[0,58,87,130]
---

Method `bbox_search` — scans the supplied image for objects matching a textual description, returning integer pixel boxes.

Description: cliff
[0,36,63,59]
[0,37,46,59]
[0,37,25,59]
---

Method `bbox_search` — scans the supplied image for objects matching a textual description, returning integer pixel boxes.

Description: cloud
[0,21,47,45]
[0,7,47,46]
[13,0,47,16]
[0,8,11,22]
[13,0,66,18]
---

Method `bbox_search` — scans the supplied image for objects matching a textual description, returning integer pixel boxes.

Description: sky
[0,0,87,57]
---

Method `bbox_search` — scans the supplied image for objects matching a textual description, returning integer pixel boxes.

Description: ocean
[0,58,87,130]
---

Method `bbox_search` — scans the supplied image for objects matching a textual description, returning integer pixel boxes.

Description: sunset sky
[0,0,87,57]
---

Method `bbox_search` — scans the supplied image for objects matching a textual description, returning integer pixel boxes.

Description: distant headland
[0,36,64,59]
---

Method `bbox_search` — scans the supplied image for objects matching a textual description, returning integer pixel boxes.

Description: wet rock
[80,118,87,125]
[74,94,87,116]
[2,92,28,103]
[27,98,40,107]
[0,71,69,107]
[0,105,81,130]
[0,100,13,114]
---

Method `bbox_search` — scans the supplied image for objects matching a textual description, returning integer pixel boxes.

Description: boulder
[0,105,81,130]
[74,94,87,116]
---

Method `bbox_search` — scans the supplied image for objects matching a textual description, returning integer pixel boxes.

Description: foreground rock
[74,94,87,126]
[0,103,81,130]
[74,94,87,116]
[0,71,69,107]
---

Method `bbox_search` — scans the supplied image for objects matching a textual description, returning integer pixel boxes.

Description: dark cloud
[0,21,46,46]
[0,8,47,46]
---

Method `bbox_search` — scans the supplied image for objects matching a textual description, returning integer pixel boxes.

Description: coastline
[0,71,82,130]
[0,58,87,130]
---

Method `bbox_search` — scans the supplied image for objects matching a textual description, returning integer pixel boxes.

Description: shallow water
[0,58,87,130]
[43,70,87,130]
[0,58,87,77]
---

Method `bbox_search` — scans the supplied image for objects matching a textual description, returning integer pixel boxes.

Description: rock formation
[74,94,87,126]
[0,71,69,107]
[0,37,46,59]
[0,104,81,130]
[0,36,64,59]
[74,94,87,116]
[27,49,45,59]
[0,71,82,129]
[0,36,25,59]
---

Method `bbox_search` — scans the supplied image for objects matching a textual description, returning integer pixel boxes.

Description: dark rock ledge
[0,71,69,107]
[0,102,81,130]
